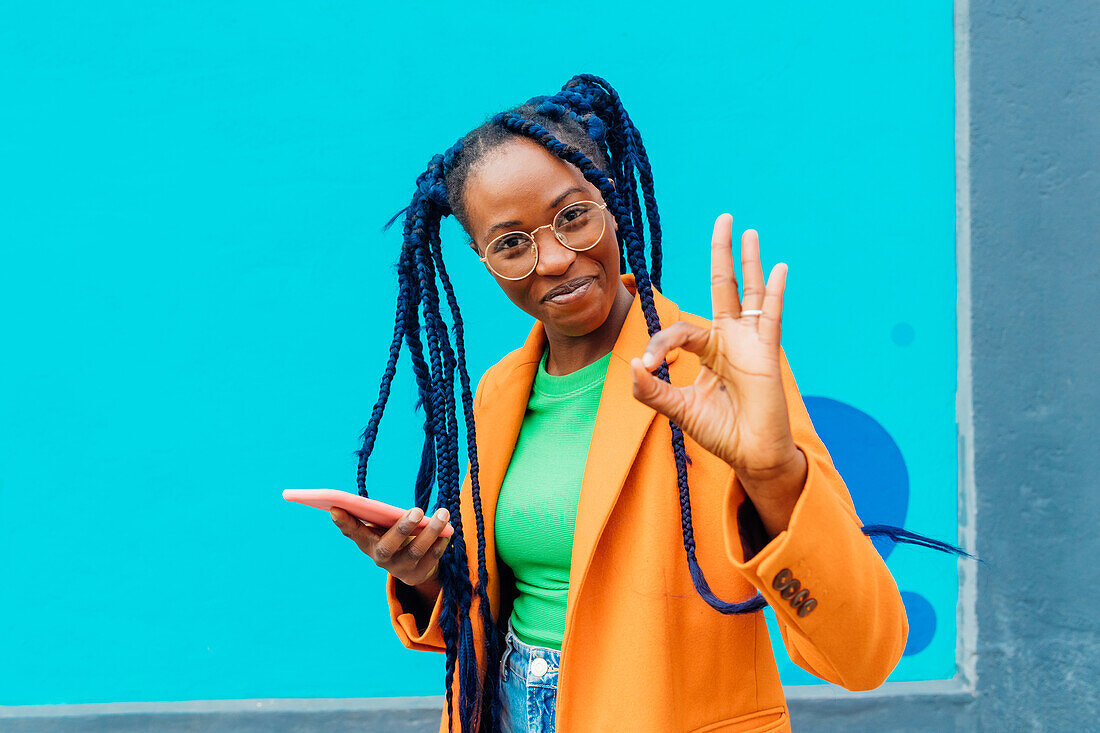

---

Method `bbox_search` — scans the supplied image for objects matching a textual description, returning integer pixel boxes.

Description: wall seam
[953,0,979,694]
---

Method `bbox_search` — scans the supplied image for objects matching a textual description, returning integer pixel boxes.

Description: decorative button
[797,598,818,617]
[772,569,794,590]
[790,589,811,608]
[530,657,549,677]
[780,579,801,600]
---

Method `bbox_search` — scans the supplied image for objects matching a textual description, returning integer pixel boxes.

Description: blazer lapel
[564,276,682,637]
[467,325,543,613]
[470,275,684,629]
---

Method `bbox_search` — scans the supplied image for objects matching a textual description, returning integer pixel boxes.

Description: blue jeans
[498,620,561,733]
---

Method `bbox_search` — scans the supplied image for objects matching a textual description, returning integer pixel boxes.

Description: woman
[330,75,958,733]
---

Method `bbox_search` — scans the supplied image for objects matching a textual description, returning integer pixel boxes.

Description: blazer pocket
[688,705,789,733]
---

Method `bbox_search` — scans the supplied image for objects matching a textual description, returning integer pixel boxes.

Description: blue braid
[425,203,503,732]
[401,230,441,510]
[417,206,487,732]
[421,159,503,730]
[405,203,465,731]
[570,75,665,288]
[357,243,437,511]
[861,525,973,558]
[362,150,501,732]
[356,247,411,493]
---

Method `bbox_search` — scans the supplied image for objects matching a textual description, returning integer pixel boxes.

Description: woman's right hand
[330,505,452,590]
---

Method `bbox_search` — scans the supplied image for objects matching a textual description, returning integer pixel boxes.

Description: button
[797,599,818,617]
[772,569,793,590]
[790,589,810,608]
[530,657,549,677]
[780,579,801,600]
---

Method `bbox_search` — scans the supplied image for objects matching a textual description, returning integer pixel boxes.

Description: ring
[740,309,764,317]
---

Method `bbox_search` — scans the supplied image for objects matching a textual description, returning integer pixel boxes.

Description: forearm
[726,443,907,690]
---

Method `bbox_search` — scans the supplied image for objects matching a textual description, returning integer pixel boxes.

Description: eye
[558,203,591,223]
[489,234,531,255]
[555,202,596,232]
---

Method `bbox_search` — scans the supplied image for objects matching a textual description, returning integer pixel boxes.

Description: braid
[424,205,502,717]
[493,99,769,614]
[357,153,500,732]
[358,73,970,733]
[356,246,411,493]
[580,76,664,288]
[420,187,502,731]
[415,196,486,733]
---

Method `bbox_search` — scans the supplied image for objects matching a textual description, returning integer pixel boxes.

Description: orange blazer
[386,275,907,732]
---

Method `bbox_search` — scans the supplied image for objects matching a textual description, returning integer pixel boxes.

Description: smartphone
[283,488,454,538]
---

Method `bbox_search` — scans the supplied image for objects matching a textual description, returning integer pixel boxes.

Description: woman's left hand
[629,214,807,509]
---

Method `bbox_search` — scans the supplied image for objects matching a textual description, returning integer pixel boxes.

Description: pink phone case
[283,488,454,538]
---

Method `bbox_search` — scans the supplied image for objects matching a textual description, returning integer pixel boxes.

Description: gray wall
[962,0,1098,728]
[2,1,1096,730]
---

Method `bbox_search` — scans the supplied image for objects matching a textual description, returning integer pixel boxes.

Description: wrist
[734,447,808,539]
[409,576,442,605]
[735,445,807,497]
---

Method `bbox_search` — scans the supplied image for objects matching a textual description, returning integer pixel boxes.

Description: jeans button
[530,657,548,677]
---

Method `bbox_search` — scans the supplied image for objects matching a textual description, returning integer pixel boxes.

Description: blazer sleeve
[384,371,489,653]
[724,347,908,691]
[386,572,447,652]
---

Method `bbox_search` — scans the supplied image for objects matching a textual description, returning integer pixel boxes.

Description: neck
[543,280,635,376]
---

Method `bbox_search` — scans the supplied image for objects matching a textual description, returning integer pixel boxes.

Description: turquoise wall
[0,2,957,704]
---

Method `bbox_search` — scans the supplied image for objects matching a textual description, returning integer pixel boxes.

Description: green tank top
[494,347,612,650]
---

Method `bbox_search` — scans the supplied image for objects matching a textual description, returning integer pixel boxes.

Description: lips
[543,276,596,304]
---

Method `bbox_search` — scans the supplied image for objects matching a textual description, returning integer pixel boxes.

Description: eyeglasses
[477,200,609,281]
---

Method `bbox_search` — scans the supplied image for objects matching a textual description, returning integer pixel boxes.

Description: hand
[330,505,452,590]
[629,214,806,496]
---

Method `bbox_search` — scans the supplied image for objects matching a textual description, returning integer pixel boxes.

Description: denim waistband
[501,620,561,683]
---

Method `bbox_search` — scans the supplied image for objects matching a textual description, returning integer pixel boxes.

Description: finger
[419,533,453,581]
[331,506,383,539]
[403,508,450,565]
[740,229,766,313]
[710,213,742,319]
[331,507,382,555]
[640,321,710,369]
[759,262,788,347]
[630,357,689,425]
[372,507,425,565]
[334,508,385,535]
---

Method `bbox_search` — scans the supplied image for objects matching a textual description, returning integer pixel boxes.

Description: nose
[533,227,576,277]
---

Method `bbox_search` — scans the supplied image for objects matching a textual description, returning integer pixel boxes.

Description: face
[463,138,621,339]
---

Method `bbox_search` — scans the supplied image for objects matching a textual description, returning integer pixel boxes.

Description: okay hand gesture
[629,214,805,493]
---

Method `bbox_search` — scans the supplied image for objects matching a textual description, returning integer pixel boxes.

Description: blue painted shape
[901,591,937,656]
[803,396,909,558]
[891,322,916,346]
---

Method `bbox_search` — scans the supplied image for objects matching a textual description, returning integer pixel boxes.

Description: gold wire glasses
[477,200,609,280]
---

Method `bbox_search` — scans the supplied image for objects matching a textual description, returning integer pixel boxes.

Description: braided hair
[357,74,968,733]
